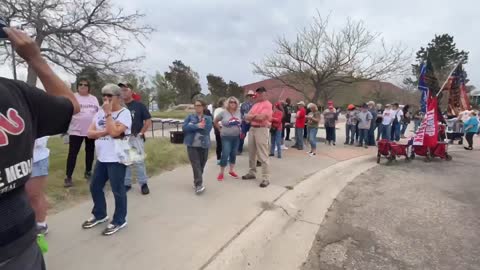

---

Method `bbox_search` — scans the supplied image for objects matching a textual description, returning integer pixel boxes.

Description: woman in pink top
[64,78,100,187]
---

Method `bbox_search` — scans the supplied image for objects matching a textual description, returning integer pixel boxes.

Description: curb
[202,155,378,270]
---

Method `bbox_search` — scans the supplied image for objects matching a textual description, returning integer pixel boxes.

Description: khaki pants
[248,127,270,181]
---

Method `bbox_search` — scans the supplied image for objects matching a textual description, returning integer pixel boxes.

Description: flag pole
[436,60,462,97]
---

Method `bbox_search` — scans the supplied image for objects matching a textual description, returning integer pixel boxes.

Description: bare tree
[253,13,410,104]
[1,0,154,85]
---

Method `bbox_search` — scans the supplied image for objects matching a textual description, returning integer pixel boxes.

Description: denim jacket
[182,114,213,149]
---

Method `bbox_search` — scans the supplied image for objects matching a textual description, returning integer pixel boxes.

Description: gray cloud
[2,0,478,91]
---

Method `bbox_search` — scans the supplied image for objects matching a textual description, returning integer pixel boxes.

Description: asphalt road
[302,149,480,270]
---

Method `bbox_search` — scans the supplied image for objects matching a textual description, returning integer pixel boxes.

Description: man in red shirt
[292,101,306,150]
[242,87,273,188]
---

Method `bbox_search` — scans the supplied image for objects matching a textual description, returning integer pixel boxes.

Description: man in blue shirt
[120,83,152,195]
[238,90,255,154]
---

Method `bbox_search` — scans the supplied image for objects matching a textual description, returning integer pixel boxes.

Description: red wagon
[410,142,452,162]
[376,139,411,164]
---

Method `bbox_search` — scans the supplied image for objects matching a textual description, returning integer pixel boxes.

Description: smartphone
[0,17,8,39]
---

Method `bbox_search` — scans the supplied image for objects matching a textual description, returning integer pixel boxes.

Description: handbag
[114,135,146,165]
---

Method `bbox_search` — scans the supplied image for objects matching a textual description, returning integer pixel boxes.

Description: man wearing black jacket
[0,27,80,270]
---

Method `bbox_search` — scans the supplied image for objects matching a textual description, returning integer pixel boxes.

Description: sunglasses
[78,83,89,87]
[229,101,237,104]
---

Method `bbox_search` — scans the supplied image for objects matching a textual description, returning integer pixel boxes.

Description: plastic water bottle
[37,234,49,254]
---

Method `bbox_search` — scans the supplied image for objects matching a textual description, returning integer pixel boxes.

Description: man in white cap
[238,90,255,154]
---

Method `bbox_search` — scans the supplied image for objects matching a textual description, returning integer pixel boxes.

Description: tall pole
[436,60,462,97]
[11,42,17,80]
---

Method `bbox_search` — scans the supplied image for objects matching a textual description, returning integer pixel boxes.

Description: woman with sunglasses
[64,78,99,187]
[82,84,132,236]
[214,96,242,181]
[183,99,213,194]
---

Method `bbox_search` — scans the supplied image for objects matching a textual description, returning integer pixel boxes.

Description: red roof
[242,78,305,103]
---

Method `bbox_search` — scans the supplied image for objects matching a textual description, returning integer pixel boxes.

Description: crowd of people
[1,26,479,270]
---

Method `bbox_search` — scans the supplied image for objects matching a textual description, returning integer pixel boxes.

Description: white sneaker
[281,145,288,150]
[309,152,316,157]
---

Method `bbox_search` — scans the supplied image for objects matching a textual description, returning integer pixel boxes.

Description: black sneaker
[125,185,132,192]
[141,184,150,195]
[195,185,206,194]
[259,180,270,188]
[82,216,109,229]
[242,174,256,180]
[84,171,92,180]
[64,177,73,188]
[269,153,274,157]
[102,222,127,236]
[37,224,49,235]
[256,161,261,167]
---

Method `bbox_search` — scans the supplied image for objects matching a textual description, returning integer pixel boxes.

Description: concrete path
[302,143,480,270]
[44,125,375,270]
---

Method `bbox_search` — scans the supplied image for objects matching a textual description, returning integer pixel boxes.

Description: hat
[246,90,255,96]
[297,101,305,106]
[367,101,375,106]
[255,87,267,93]
[328,100,334,105]
[118,82,133,89]
[102,84,122,96]
[385,104,391,107]
[347,104,355,110]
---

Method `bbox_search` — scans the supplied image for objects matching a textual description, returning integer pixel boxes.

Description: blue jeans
[294,127,304,149]
[90,161,127,225]
[358,129,369,146]
[345,124,356,144]
[308,127,318,150]
[220,136,240,167]
[368,123,377,145]
[270,130,282,158]
[391,122,401,141]
[381,124,392,140]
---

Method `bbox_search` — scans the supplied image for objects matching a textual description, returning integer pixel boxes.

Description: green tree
[152,72,176,110]
[206,74,228,100]
[405,34,469,86]
[164,60,202,104]
[226,81,244,101]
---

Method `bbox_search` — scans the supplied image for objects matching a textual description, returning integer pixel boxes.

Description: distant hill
[243,78,420,109]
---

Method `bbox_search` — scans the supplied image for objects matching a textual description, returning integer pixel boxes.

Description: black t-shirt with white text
[0,77,73,262]
[126,100,151,135]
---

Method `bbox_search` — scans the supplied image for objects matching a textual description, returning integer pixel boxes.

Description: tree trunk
[26,65,38,86]
[312,86,321,105]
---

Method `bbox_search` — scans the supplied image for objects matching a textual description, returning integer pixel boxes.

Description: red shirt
[295,107,306,128]
[249,100,273,127]
[271,110,283,130]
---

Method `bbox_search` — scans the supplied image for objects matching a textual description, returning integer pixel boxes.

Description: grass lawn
[46,136,189,213]
[150,111,190,119]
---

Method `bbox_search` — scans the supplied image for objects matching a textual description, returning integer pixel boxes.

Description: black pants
[214,127,222,160]
[466,132,474,148]
[66,135,95,178]
[282,123,291,140]
[187,146,209,187]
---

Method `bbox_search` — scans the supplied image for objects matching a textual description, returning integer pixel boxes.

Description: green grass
[46,136,189,213]
[151,111,190,119]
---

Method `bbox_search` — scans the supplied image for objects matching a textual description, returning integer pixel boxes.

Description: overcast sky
[1,0,478,90]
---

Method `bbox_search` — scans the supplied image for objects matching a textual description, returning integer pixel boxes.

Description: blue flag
[418,63,428,113]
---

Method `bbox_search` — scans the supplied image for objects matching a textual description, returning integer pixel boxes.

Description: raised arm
[5,27,80,114]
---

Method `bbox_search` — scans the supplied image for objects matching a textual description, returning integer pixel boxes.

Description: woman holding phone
[183,99,213,194]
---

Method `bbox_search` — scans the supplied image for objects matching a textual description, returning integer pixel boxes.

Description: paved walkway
[44,125,373,270]
[302,144,480,270]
